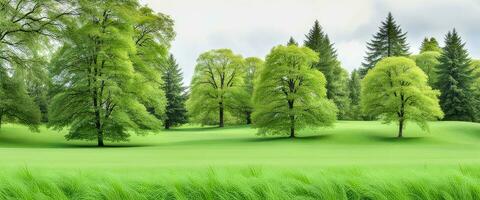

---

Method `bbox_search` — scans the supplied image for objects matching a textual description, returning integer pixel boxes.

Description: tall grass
[0,167,479,200]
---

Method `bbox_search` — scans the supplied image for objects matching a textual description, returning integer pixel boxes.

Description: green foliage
[436,29,476,121]
[287,37,298,46]
[304,20,349,119]
[360,13,410,77]
[48,0,173,146]
[361,57,443,137]
[411,51,441,87]
[0,0,71,129]
[162,55,187,129]
[470,60,480,121]
[253,45,337,137]
[187,49,246,127]
[228,57,264,124]
[347,69,362,120]
[0,72,40,131]
[420,37,442,53]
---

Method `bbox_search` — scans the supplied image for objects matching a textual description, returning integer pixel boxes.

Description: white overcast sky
[139,0,480,85]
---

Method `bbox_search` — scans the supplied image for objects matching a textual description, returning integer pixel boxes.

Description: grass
[0,121,479,199]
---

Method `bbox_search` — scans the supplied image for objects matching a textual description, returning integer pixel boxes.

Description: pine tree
[287,37,298,46]
[360,13,409,77]
[162,55,188,129]
[304,20,349,118]
[420,37,442,53]
[436,29,476,121]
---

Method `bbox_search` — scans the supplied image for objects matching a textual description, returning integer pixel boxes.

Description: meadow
[0,121,480,199]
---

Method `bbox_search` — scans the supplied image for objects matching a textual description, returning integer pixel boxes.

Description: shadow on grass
[165,125,250,133]
[53,143,154,148]
[247,134,333,142]
[365,135,429,143]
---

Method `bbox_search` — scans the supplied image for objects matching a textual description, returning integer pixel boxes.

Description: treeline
[188,13,480,137]
[0,0,479,146]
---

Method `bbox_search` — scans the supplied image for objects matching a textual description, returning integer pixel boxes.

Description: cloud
[139,0,480,85]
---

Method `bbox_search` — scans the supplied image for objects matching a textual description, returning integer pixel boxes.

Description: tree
[228,57,263,124]
[304,20,349,118]
[187,49,245,127]
[162,55,187,129]
[287,37,298,46]
[0,0,72,129]
[348,69,362,120]
[253,45,337,138]
[420,37,442,53]
[436,29,476,121]
[0,72,40,130]
[48,1,174,146]
[331,66,350,119]
[361,57,443,138]
[471,60,480,121]
[360,13,410,77]
[411,51,441,87]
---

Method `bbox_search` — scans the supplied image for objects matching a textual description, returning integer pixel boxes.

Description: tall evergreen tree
[162,55,187,129]
[304,20,349,118]
[360,13,409,77]
[420,37,442,53]
[348,69,362,120]
[436,29,476,121]
[287,37,298,46]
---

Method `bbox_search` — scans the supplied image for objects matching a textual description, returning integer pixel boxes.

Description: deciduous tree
[411,51,441,87]
[187,49,245,127]
[420,37,442,53]
[48,1,173,146]
[361,57,443,138]
[253,45,337,138]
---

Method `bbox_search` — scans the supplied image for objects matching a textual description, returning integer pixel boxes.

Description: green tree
[187,49,245,127]
[348,69,362,120]
[331,66,350,119]
[411,51,441,87]
[287,37,298,46]
[420,37,442,53]
[0,0,71,129]
[253,45,337,138]
[48,1,173,146]
[304,20,349,118]
[361,57,443,138]
[162,55,187,129]
[472,60,480,121]
[228,57,263,124]
[360,13,410,77]
[436,29,476,121]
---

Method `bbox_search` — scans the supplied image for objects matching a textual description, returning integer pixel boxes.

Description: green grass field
[0,121,480,199]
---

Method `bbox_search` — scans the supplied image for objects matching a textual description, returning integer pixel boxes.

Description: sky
[139,0,480,85]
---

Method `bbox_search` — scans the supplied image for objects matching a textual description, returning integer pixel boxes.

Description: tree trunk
[288,100,295,138]
[219,102,224,127]
[246,112,252,125]
[165,122,170,130]
[398,118,404,138]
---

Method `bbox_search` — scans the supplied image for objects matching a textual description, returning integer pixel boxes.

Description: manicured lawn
[0,121,479,199]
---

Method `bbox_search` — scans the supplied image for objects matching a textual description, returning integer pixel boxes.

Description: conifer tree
[420,37,442,53]
[287,37,298,46]
[348,69,362,120]
[162,55,188,129]
[304,20,350,118]
[360,13,409,77]
[436,29,476,121]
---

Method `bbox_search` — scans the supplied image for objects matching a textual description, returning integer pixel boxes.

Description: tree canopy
[420,37,442,53]
[411,51,441,87]
[253,45,337,138]
[361,57,443,137]
[162,55,188,129]
[187,49,245,127]
[48,0,174,146]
